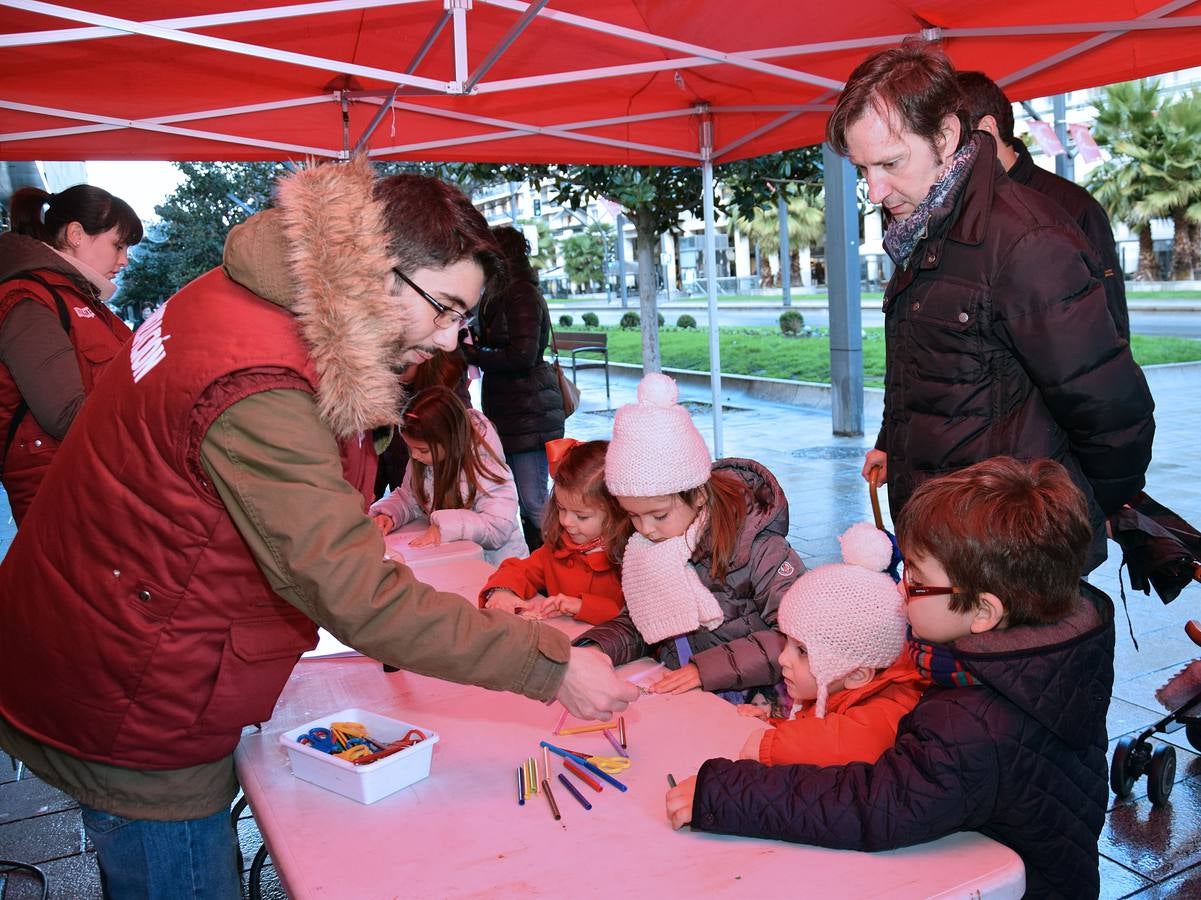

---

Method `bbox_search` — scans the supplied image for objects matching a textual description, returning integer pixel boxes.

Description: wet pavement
[2,364,1200,898]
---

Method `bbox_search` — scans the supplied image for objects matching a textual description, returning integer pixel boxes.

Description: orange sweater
[479,542,623,625]
[758,656,929,767]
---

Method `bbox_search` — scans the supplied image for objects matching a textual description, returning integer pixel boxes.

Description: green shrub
[676,314,697,329]
[657,313,665,327]
[619,311,641,329]
[582,312,599,327]
[779,310,805,335]
[558,314,574,327]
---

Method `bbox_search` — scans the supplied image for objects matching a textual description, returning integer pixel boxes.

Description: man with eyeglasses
[825,40,1155,575]
[0,157,637,898]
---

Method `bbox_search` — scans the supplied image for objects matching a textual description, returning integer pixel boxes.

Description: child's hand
[373,513,395,534]
[484,589,524,614]
[542,593,583,618]
[738,728,766,761]
[517,595,552,620]
[665,775,697,830]
[736,703,769,720]
[409,523,441,547]
[651,663,701,694]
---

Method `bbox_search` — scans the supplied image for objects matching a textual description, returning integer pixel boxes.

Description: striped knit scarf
[906,629,980,688]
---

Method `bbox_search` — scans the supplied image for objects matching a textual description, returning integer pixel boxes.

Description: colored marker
[557,720,618,736]
[552,707,569,734]
[518,766,526,805]
[667,773,677,788]
[542,779,561,820]
[558,773,592,810]
[603,728,628,759]
[618,716,627,749]
[563,757,603,792]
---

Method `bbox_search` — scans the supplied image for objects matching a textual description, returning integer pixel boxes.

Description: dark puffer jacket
[1006,139,1129,341]
[692,583,1115,900]
[878,133,1155,567]
[465,275,564,455]
[576,458,804,692]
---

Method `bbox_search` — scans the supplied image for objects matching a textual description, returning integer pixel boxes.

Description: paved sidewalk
[2,370,1200,897]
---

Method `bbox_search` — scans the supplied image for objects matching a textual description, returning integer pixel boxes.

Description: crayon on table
[557,720,618,736]
[558,773,592,810]
[603,728,628,759]
[541,779,561,820]
[562,758,603,792]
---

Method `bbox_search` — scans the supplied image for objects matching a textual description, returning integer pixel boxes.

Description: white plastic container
[279,706,440,804]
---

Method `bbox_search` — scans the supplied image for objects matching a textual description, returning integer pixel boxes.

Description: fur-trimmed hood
[222,156,415,438]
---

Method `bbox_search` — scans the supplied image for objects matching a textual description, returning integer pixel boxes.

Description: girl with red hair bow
[479,438,631,623]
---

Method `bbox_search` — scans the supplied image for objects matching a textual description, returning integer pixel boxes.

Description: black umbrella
[1110,492,1201,604]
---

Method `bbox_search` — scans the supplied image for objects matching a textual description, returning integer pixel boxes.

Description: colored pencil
[518,766,525,805]
[618,716,627,749]
[558,773,592,810]
[667,773,677,788]
[542,779,561,820]
[603,728,628,758]
[557,720,618,736]
[552,707,569,734]
[563,757,603,792]
[542,746,551,782]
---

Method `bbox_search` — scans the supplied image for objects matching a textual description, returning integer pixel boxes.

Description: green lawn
[594,326,1201,388]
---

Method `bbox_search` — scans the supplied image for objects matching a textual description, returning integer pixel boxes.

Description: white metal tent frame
[4,0,1201,452]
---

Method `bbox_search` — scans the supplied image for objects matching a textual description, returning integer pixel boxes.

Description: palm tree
[1089,80,1201,280]
[731,185,824,286]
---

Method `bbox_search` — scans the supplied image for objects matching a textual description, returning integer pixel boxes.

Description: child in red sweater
[479,439,631,624]
[738,523,927,766]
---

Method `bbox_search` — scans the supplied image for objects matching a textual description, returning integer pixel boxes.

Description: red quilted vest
[0,268,375,768]
[0,269,131,524]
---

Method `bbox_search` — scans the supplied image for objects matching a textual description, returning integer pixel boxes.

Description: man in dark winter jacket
[827,41,1155,574]
[668,457,1115,900]
[957,70,1130,340]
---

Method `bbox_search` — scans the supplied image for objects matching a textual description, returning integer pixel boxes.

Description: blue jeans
[506,448,550,529]
[81,805,241,900]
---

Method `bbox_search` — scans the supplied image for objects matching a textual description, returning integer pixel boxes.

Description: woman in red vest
[0,184,142,524]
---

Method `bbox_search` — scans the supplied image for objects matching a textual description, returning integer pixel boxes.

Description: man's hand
[861,449,887,484]
[556,646,640,720]
[666,775,698,830]
[651,662,701,694]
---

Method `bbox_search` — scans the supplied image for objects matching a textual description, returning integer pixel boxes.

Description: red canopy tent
[3,0,1201,165]
[4,1,1200,447]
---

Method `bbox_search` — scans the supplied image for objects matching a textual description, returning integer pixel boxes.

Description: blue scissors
[296,727,338,753]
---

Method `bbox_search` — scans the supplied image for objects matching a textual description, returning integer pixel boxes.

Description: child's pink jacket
[479,542,623,625]
[757,656,929,767]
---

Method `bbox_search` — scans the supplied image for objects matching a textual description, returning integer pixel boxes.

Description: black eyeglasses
[392,268,474,329]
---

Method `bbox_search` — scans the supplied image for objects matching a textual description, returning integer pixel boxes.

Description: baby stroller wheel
[1110,736,1139,798]
[1186,723,1201,752]
[1147,743,1177,806]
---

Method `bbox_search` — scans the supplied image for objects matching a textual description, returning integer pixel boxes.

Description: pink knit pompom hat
[776,522,907,717]
[605,373,712,497]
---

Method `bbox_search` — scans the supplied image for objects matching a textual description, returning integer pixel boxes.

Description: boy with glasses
[668,456,1115,899]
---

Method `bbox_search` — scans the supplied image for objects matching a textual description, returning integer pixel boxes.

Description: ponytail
[7,183,143,249]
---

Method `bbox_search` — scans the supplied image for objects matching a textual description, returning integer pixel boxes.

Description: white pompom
[839,522,894,572]
[637,373,679,407]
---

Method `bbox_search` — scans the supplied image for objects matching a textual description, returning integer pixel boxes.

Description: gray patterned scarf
[883,133,980,269]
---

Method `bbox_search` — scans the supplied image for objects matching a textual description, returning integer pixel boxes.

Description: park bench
[551,330,610,401]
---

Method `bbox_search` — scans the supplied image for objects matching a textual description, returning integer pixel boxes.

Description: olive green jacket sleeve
[199,388,569,699]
